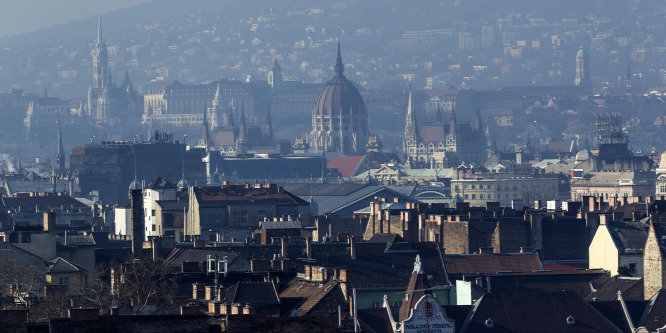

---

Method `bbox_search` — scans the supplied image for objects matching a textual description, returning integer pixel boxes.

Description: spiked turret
[56,117,65,174]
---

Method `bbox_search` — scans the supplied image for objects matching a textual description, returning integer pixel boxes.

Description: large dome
[314,43,366,117]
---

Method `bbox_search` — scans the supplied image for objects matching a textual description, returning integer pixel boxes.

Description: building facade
[402,88,487,169]
[308,42,369,156]
[87,17,142,124]
[450,176,559,207]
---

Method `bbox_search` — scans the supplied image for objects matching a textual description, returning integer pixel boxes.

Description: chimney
[306,237,312,259]
[152,238,159,261]
[43,212,56,233]
[281,237,288,258]
[130,189,143,256]
[349,236,356,260]
[479,247,494,254]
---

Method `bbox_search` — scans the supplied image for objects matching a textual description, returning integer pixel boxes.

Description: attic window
[567,315,575,326]
[655,315,661,321]
[485,318,494,328]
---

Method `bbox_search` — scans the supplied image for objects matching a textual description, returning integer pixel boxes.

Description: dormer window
[485,318,494,328]
[567,315,575,326]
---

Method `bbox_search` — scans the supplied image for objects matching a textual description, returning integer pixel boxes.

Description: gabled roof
[327,155,366,178]
[641,289,666,332]
[47,257,86,274]
[604,222,649,254]
[279,280,353,329]
[260,220,302,230]
[460,291,622,333]
[56,234,96,247]
[145,176,176,190]
[221,281,280,307]
[443,253,543,276]
[586,276,644,301]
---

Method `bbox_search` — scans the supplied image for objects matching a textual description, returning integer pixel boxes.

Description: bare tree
[114,257,177,315]
[0,256,46,320]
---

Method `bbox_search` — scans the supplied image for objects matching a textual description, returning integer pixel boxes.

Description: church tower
[403,86,420,156]
[92,16,112,89]
[268,59,283,88]
[574,46,592,91]
[56,117,65,174]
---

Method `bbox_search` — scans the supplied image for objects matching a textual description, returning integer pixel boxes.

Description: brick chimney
[43,212,56,233]
[281,237,288,258]
[306,237,312,259]
[349,236,356,260]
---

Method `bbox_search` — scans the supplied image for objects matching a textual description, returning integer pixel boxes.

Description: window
[471,185,476,189]
[479,185,483,190]
[464,194,469,199]
[240,211,248,225]
[471,194,476,200]
[59,277,69,285]
[487,194,492,200]
[152,210,156,217]
[480,194,484,200]
[151,225,156,232]
[628,263,636,275]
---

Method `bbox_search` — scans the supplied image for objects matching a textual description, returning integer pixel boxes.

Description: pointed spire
[201,102,210,151]
[264,104,273,141]
[238,104,247,141]
[334,33,344,77]
[404,85,420,142]
[474,101,482,132]
[212,83,222,108]
[56,116,65,174]
[449,104,457,136]
[97,16,103,44]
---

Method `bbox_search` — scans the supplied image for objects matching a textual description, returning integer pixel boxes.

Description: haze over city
[0,1,665,332]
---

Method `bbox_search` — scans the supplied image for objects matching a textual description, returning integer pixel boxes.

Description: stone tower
[92,16,111,89]
[268,59,283,88]
[574,46,592,91]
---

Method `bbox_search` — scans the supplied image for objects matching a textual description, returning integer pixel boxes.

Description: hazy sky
[0,0,152,38]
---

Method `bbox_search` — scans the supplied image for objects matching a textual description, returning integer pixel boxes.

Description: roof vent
[567,315,575,326]
[485,318,494,328]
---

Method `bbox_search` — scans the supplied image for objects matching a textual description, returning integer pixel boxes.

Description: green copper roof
[576,47,585,57]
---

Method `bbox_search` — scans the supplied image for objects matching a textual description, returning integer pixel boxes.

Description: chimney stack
[306,237,312,259]
[43,212,56,233]
[281,237,288,258]
[130,189,143,256]
[349,236,356,260]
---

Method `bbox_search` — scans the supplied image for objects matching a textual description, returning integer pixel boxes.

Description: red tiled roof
[327,155,365,178]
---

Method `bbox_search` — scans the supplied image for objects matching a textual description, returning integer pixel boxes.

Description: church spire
[404,85,420,142]
[238,104,247,142]
[474,101,482,132]
[201,102,210,152]
[56,116,65,174]
[212,83,222,108]
[449,104,457,136]
[436,99,443,123]
[334,36,344,77]
[264,104,273,142]
[97,16,103,44]
[92,16,111,89]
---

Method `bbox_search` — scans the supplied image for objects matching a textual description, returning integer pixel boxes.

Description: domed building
[309,42,368,155]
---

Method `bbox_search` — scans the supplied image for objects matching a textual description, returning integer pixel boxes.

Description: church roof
[314,42,366,117]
